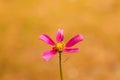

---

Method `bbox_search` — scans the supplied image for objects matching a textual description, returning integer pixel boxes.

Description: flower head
[39,29,84,61]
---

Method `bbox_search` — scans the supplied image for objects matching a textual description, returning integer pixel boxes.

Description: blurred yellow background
[0,0,120,80]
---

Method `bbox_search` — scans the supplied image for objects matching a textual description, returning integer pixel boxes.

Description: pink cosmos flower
[39,29,84,61]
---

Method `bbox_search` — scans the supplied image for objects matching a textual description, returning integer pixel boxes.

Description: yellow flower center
[53,42,65,51]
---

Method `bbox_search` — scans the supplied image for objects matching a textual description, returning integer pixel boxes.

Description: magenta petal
[56,29,64,42]
[39,34,55,46]
[64,48,80,53]
[42,50,57,61]
[65,34,83,47]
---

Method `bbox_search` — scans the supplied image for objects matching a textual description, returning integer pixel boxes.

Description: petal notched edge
[65,34,84,47]
[42,50,57,61]
[39,34,55,46]
[56,28,64,42]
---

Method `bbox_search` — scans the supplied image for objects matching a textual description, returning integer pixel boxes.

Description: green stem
[59,51,63,80]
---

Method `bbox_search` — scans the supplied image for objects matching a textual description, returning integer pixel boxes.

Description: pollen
[53,42,65,51]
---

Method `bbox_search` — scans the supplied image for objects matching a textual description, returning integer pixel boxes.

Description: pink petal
[64,48,80,53]
[56,29,64,42]
[39,34,55,46]
[42,50,57,61]
[65,34,83,47]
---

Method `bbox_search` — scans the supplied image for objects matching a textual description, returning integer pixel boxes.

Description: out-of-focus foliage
[0,0,120,80]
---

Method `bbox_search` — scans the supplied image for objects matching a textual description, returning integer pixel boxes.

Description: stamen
[53,42,65,51]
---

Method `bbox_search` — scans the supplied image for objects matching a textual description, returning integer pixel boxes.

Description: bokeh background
[0,0,120,80]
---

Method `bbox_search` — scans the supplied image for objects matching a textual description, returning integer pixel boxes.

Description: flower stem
[59,51,63,80]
